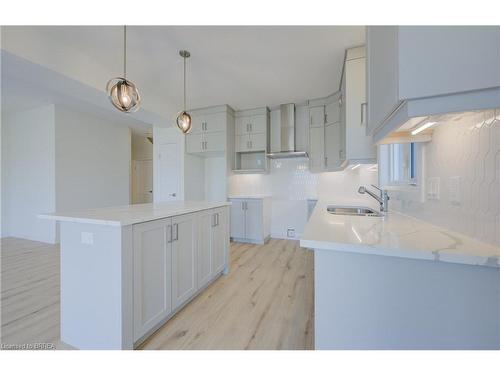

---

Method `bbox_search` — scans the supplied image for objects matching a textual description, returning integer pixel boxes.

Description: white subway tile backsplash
[393,108,500,246]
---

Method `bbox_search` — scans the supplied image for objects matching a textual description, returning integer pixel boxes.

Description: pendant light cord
[183,55,186,111]
[123,25,127,79]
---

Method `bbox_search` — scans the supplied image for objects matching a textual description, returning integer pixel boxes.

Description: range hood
[266,103,308,159]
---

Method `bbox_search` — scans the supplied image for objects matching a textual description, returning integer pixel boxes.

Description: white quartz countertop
[39,201,231,227]
[228,194,271,199]
[300,200,500,268]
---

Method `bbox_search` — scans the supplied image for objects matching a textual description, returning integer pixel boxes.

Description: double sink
[327,205,383,217]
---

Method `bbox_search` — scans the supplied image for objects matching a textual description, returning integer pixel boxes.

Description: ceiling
[1,26,365,124]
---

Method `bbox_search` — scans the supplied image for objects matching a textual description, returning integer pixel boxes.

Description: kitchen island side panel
[315,249,500,349]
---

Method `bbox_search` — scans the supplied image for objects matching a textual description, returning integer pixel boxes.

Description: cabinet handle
[241,202,245,210]
[205,122,208,131]
[324,113,327,123]
[173,223,179,241]
[215,213,219,226]
[310,116,313,125]
[324,156,328,166]
[249,140,252,149]
[167,225,173,243]
[212,214,216,227]
[360,102,367,127]
[249,123,252,132]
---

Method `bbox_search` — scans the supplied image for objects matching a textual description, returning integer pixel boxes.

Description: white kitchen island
[301,201,500,349]
[40,201,231,349]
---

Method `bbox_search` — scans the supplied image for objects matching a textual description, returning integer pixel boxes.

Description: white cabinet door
[248,133,266,151]
[212,208,227,275]
[325,122,341,170]
[244,199,263,242]
[190,114,204,134]
[198,210,214,288]
[133,218,172,341]
[203,112,226,133]
[235,116,251,135]
[309,106,325,128]
[171,213,197,310]
[230,200,245,238]
[250,114,267,134]
[186,134,203,154]
[204,132,226,152]
[236,134,250,152]
[325,99,340,125]
[309,126,325,171]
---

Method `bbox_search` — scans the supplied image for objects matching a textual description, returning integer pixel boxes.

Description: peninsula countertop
[39,201,231,227]
[300,200,500,268]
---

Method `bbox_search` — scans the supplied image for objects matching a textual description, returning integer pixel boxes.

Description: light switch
[449,176,461,205]
[81,232,94,245]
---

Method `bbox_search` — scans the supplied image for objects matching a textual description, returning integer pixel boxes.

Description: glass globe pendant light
[106,25,141,113]
[176,50,192,134]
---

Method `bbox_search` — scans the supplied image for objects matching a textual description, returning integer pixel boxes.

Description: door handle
[167,225,173,243]
[216,213,219,226]
[170,193,176,197]
[360,102,367,126]
[173,223,179,241]
[249,123,252,132]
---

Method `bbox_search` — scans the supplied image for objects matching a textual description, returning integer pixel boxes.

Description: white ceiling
[1,26,365,123]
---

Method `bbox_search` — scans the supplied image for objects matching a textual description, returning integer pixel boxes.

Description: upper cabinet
[234,107,270,173]
[185,105,233,155]
[308,46,376,173]
[366,26,500,142]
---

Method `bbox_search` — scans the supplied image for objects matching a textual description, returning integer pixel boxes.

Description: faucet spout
[358,185,390,213]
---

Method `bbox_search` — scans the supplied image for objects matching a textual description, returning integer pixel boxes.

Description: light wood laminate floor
[1,237,314,350]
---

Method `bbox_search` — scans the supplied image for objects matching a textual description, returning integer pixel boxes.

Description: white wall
[1,105,57,243]
[55,107,131,213]
[390,108,500,247]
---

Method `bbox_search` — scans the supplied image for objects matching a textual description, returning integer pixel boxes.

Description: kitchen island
[40,201,231,349]
[301,200,500,349]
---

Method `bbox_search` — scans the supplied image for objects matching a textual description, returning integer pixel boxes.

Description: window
[388,142,418,185]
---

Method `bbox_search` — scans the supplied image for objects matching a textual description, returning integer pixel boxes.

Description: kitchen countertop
[228,194,272,199]
[300,200,500,268]
[39,201,231,227]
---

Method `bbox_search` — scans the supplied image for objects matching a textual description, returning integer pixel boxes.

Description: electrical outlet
[427,177,440,200]
[449,176,461,205]
[287,228,295,238]
[81,232,94,245]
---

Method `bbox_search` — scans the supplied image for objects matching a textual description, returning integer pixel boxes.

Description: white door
[158,143,181,201]
[198,210,214,288]
[212,208,227,275]
[230,200,245,238]
[244,199,262,241]
[132,159,153,204]
[236,134,250,152]
[235,116,251,135]
[325,98,340,124]
[133,218,172,341]
[203,112,226,133]
[171,213,197,310]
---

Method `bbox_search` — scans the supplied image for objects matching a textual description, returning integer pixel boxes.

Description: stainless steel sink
[327,205,383,217]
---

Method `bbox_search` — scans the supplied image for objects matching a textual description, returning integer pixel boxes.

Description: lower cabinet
[229,198,270,244]
[133,218,173,341]
[132,207,229,343]
[171,213,197,310]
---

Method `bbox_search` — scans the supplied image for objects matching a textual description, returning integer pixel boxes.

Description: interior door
[230,200,245,238]
[244,199,262,241]
[158,142,181,201]
[132,159,153,204]
[198,210,214,288]
[212,208,227,275]
[133,218,172,341]
[171,213,197,310]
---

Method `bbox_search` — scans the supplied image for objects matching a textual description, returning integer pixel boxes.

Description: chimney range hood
[266,103,308,159]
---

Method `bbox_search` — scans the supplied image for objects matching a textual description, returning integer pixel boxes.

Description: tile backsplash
[391,108,500,246]
[229,159,378,239]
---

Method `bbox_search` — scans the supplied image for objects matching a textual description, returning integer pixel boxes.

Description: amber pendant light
[176,50,192,134]
[106,25,141,113]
